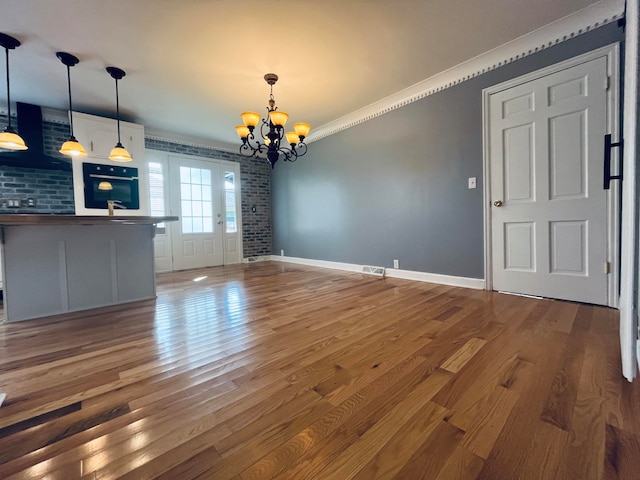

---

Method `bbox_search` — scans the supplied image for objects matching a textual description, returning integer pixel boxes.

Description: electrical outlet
[393,259,399,269]
[280,249,284,256]
[468,177,477,189]
[26,198,36,207]
[7,199,20,208]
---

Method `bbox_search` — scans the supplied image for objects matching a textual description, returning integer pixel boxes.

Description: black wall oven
[83,162,140,210]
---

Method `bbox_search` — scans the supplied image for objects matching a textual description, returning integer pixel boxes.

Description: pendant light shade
[0,128,27,150]
[108,144,132,162]
[106,66,132,162]
[57,51,87,157]
[60,138,87,157]
[0,33,27,151]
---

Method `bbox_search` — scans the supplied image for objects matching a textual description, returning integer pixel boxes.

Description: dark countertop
[0,214,178,226]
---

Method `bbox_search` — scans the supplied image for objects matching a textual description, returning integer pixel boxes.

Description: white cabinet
[71,112,149,216]
[82,121,142,160]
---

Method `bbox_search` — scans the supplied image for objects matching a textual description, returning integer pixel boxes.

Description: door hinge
[605,76,610,90]
[605,261,611,274]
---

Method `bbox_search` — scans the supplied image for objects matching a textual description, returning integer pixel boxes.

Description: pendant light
[0,33,27,151]
[106,66,132,162]
[57,52,87,157]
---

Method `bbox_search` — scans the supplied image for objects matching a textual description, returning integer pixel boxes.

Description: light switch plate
[468,177,477,189]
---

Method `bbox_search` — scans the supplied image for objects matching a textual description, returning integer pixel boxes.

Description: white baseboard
[267,255,363,273]
[384,267,485,290]
[266,255,485,290]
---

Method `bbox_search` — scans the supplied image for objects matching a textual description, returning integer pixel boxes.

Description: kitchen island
[0,214,177,322]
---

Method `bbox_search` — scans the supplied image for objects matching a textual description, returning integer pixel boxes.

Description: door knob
[493,200,503,207]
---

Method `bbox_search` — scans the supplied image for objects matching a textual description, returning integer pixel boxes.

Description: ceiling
[0,0,615,150]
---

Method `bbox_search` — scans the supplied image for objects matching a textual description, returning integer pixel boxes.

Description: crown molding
[144,127,238,153]
[307,0,625,143]
[0,104,69,124]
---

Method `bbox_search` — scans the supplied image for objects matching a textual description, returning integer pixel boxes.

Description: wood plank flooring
[0,261,639,479]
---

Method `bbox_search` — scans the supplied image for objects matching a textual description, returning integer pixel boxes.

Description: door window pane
[190,168,201,185]
[202,201,212,217]
[181,200,192,216]
[181,183,192,200]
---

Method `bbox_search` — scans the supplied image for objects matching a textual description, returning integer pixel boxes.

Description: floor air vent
[362,265,385,277]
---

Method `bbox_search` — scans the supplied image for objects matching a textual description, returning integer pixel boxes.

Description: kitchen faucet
[107,199,127,216]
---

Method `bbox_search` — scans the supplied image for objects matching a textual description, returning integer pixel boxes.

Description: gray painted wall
[272,22,624,279]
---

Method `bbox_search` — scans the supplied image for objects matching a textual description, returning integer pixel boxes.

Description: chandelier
[236,73,310,168]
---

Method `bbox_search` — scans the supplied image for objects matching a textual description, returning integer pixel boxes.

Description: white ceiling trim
[307,0,625,143]
[144,128,238,154]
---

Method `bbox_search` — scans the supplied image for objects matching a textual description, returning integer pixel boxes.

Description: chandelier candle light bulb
[236,73,310,168]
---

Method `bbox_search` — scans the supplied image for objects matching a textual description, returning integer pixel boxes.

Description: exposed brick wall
[145,138,272,258]
[0,115,75,213]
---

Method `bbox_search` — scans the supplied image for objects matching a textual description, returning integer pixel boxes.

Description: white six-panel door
[489,56,609,305]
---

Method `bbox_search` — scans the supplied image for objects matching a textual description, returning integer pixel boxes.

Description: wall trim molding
[144,128,239,153]
[306,0,625,143]
[264,255,485,290]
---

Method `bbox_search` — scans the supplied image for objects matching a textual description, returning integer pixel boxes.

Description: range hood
[0,102,71,171]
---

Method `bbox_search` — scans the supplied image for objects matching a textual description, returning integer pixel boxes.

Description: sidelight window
[225,171,237,233]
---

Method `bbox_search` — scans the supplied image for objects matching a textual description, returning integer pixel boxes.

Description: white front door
[489,56,610,305]
[170,157,224,271]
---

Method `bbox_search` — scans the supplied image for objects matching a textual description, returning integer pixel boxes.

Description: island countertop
[0,214,178,226]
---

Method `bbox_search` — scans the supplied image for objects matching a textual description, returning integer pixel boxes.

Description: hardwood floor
[0,261,639,479]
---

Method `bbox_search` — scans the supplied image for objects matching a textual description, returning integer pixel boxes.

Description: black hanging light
[57,52,87,157]
[0,33,27,151]
[235,73,311,168]
[106,66,132,162]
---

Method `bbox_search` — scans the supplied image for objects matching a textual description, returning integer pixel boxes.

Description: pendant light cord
[5,47,12,129]
[66,64,74,136]
[115,77,121,144]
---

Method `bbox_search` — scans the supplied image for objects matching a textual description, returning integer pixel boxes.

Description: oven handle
[89,174,138,181]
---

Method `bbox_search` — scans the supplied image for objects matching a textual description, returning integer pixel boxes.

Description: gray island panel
[0,215,176,322]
